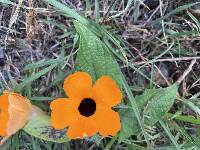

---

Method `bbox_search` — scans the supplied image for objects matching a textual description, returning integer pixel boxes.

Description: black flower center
[78,98,96,117]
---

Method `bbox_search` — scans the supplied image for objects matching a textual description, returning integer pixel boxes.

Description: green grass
[0,0,200,149]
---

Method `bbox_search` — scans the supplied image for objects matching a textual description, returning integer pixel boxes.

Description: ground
[0,0,200,149]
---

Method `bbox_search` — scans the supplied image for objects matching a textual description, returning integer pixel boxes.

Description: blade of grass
[187,11,200,31]
[167,31,199,38]
[95,0,100,20]
[139,41,174,68]
[169,121,200,148]
[159,120,182,150]
[15,64,57,92]
[40,18,68,31]
[122,76,150,146]
[8,0,24,30]
[104,38,158,86]
[165,113,200,125]
[0,0,15,5]
[24,57,65,71]
[154,2,200,23]
[108,0,134,19]
[183,100,200,116]
[29,96,55,101]
[45,0,156,88]
[101,0,120,21]
[85,0,91,16]
[45,0,128,63]
[45,0,88,24]
[104,134,118,150]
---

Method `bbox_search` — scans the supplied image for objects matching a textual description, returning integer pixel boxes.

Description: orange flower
[0,91,44,144]
[50,72,122,139]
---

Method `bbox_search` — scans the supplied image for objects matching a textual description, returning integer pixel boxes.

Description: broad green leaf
[144,84,178,126]
[74,21,123,87]
[23,115,69,143]
[119,108,139,141]
[119,84,178,140]
[119,89,158,140]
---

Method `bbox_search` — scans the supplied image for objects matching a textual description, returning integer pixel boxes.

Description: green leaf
[23,115,69,143]
[119,84,178,140]
[119,89,159,141]
[144,84,178,126]
[74,21,123,87]
[119,108,139,141]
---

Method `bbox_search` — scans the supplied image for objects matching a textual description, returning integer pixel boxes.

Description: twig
[155,65,171,86]
[177,59,197,85]
[134,57,200,65]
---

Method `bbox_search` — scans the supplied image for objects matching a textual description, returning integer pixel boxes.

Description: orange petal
[94,107,121,136]
[63,72,92,100]
[0,92,9,136]
[92,76,122,107]
[7,108,30,135]
[0,92,9,111]
[0,91,32,137]
[50,98,79,130]
[8,92,32,112]
[0,111,9,136]
[67,117,97,139]
[7,92,32,135]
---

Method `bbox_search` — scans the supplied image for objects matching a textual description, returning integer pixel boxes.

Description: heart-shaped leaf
[119,84,178,140]
[143,84,178,126]
[74,21,123,87]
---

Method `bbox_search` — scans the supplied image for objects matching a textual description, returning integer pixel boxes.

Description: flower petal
[0,92,9,111]
[0,111,9,136]
[8,92,32,112]
[94,107,121,136]
[7,108,30,135]
[0,91,32,137]
[63,72,92,100]
[50,98,79,130]
[67,117,97,139]
[7,92,32,136]
[92,76,122,107]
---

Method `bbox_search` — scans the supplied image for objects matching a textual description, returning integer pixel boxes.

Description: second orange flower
[50,72,122,139]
